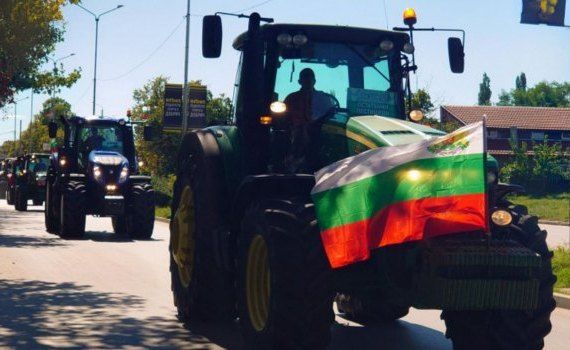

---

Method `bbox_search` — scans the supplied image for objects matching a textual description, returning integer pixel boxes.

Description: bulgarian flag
[311,122,488,269]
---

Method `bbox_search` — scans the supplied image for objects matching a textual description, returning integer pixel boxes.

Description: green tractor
[169,12,555,349]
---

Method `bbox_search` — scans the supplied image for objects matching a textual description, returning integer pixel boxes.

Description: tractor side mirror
[48,122,58,138]
[143,125,155,141]
[448,37,465,74]
[202,15,223,58]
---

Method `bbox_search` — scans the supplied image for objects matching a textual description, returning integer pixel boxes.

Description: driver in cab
[284,68,336,171]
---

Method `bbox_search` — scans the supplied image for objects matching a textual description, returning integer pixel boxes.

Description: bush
[152,174,175,207]
[553,247,570,292]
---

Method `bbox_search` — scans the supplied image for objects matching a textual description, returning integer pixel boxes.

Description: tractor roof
[68,115,129,125]
[233,23,409,50]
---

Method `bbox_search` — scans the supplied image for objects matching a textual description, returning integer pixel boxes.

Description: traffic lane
[542,223,570,248]
[0,201,568,349]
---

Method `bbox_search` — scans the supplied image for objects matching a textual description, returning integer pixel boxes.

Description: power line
[237,0,278,13]
[100,17,186,82]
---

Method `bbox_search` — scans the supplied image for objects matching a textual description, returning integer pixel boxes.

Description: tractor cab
[204,17,457,175]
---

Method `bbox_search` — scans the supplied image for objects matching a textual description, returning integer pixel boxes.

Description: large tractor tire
[111,216,128,236]
[14,185,28,211]
[6,187,14,205]
[126,183,155,239]
[237,197,334,350]
[441,206,556,350]
[170,153,235,323]
[45,182,59,234]
[335,293,409,323]
[59,181,86,238]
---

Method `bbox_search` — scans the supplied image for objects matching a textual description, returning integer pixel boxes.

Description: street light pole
[182,0,191,133]
[76,4,124,115]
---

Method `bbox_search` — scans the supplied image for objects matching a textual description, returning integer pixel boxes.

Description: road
[0,200,569,349]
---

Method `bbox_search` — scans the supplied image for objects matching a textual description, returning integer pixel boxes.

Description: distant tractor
[168,11,555,350]
[45,116,155,239]
[4,157,23,206]
[12,153,50,211]
[0,158,14,200]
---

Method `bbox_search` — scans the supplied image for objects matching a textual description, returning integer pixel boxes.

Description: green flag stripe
[312,153,485,230]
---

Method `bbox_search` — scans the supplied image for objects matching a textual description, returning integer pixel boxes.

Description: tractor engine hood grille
[89,151,127,167]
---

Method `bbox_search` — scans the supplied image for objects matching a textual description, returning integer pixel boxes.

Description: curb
[156,217,169,224]
[539,220,570,226]
[554,293,570,310]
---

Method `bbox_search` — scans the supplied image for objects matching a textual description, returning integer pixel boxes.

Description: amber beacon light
[403,8,417,26]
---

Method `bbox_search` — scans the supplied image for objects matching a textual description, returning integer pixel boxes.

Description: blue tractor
[45,115,155,239]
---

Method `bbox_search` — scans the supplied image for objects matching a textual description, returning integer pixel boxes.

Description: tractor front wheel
[441,207,555,350]
[6,187,14,205]
[14,185,27,211]
[126,183,155,239]
[237,197,334,350]
[59,181,86,238]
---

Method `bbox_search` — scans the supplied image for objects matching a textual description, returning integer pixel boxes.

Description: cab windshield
[78,124,124,155]
[28,157,49,173]
[273,42,401,119]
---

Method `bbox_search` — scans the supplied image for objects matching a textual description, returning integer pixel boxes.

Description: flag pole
[482,114,490,235]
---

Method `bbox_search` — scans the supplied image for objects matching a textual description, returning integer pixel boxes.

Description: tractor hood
[327,115,447,148]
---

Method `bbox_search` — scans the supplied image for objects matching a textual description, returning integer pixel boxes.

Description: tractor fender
[129,175,152,185]
[230,174,316,229]
[176,130,222,174]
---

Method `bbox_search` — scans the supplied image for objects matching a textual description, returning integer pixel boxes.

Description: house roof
[441,105,570,131]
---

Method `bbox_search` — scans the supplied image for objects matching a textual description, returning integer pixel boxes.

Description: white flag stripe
[312,122,485,195]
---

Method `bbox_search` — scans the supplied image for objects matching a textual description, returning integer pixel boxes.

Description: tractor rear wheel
[59,181,86,238]
[126,183,155,239]
[170,157,234,323]
[14,185,28,211]
[441,207,555,350]
[45,182,59,233]
[335,293,409,323]
[237,197,334,350]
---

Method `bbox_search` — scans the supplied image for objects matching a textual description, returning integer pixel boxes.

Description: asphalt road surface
[0,200,569,349]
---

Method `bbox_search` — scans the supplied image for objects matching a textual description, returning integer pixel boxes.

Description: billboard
[163,83,207,131]
[521,0,566,26]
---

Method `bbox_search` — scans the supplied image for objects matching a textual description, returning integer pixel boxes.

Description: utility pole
[77,4,124,115]
[182,0,191,133]
[13,96,29,146]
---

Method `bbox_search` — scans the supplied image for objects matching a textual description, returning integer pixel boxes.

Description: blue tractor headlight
[119,166,129,182]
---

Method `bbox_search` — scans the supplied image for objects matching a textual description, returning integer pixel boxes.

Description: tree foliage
[501,137,569,194]
[0,0,81,107]
[0,97,70,156]
[409,88,435,116]
[478,72,492,105]
[498,80,570,107]
[131,76,233,176]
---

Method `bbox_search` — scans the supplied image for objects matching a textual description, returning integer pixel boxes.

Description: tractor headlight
[93,166,102,178]
[119,166,129,182]
[491,209,513,227]
[59,158,67,167]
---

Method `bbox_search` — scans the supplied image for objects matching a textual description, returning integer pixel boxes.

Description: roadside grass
[155,206,170,219]
[553,246,570,295]
[507,192,569,223]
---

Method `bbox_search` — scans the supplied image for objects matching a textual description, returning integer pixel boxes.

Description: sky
[1,0,569,143]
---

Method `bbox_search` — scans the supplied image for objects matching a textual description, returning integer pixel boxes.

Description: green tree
[130,76,233,176]
[478,73,492,105]
[0,0,81,107]
[410,88,435,116]
[497,80,569,107]
[516,72,527,91]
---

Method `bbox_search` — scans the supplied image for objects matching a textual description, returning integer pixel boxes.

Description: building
[440,105,570,162]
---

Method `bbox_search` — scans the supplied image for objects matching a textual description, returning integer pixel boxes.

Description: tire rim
[171,185,196,288]
[246,234,271,332]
